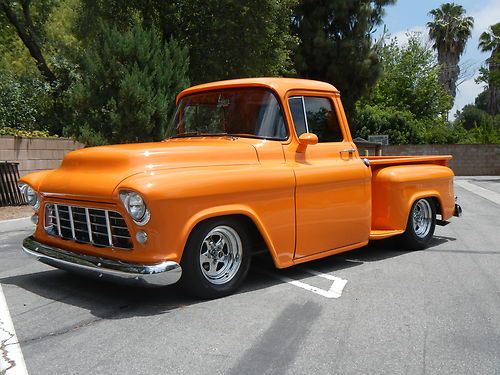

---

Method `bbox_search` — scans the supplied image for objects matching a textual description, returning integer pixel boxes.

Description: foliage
[455,104,488,130]
[427,3,474,100]
[478,22,499,115]
[0,126,56,138]
[420,120,467,144]
[368,34,452,119]
[463,117,500,144]
[0,70,54,131]
[74,0,298,85]
[353,103,465,145]
[179,0,298,84]
[354,104,423,145]
[0,0,60,83]
[65,22,189,145]
[454,104,500,143]
[354,34,455,145]
[291,0,395,117]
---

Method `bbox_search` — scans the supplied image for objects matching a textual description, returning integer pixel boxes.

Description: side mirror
[297,133,318,153]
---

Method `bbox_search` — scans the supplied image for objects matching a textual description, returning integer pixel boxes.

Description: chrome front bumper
[22,236,182,287]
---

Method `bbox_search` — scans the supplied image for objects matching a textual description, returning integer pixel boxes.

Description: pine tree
[179,0,298,84]
[67,22,189,145]
[291,0,395,117]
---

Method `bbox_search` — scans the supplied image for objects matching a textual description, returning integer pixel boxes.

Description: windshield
[166,88,288,140]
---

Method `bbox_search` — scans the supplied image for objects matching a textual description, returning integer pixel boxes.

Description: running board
[369,229,405,240]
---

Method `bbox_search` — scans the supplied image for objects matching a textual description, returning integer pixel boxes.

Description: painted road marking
[455,180,500,206]
[257,268,347,299]
[0,284,29,375]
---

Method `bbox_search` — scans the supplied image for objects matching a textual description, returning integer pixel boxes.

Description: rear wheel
[401,198,436,250]
[180,218,251,298]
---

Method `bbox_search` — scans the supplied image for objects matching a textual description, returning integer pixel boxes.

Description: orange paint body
[20,78,457,269]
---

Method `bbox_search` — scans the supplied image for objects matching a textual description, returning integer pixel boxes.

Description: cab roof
[176,77,339,103]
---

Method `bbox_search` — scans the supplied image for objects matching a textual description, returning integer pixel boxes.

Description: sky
[377,0,500,118]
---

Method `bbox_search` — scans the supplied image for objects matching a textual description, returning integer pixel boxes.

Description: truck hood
[39,138,259,200]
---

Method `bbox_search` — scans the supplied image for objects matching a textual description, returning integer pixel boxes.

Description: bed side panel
[371,164,455,231]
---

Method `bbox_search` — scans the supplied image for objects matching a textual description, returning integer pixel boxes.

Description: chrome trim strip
[85,208,93,244]
[22,236,182,287]
[104,210,113,246]
[54,204,61,236]
[68,205,76,239]
[301,96,309,133]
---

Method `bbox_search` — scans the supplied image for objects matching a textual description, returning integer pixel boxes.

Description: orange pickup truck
[19,78,462,298]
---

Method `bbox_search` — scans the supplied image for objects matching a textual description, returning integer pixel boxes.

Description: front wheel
[180,218,251,299]
[401,198,436,250]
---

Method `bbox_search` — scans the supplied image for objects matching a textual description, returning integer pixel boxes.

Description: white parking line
[455,180,500,205]
[257,268,347,299]
[0,284,29,375]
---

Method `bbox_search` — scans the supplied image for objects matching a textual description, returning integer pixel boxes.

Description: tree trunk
[437,49,460,102]
[0,0,57,84]
[488,51,499,116]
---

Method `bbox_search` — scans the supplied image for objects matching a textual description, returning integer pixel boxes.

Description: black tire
[180,218,251,299]
[401,198,436,250]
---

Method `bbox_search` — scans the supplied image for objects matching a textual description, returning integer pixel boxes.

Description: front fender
[117,165,296,267]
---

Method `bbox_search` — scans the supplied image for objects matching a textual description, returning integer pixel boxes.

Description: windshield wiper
[170,132,230,138]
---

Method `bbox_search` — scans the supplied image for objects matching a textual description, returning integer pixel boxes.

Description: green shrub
[0,70,53,132]
[353,104,424,144]
[0,127,56,138]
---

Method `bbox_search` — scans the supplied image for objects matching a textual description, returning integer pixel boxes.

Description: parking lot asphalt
[1,177,499,375]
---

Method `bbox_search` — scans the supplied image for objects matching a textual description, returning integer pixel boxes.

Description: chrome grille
[45,204,132,249]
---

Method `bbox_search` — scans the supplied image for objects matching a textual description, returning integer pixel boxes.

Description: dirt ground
[0,205,33,221]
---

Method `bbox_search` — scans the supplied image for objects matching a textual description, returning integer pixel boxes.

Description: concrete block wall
[0,136,84,176]
[382,144,500,176]
[1,136,498,177]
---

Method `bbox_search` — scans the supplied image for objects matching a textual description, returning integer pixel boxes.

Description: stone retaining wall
[0,136,84,176]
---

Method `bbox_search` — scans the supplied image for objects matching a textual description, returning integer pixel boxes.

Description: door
[287,94,371,258]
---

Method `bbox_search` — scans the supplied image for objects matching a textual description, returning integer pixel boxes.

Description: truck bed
[367,155,452,168]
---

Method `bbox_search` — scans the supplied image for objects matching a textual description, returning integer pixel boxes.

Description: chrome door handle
[340,148,355,153]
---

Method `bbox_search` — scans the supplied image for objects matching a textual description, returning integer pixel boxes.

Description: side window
[288,97,307,136]
[304,97,343,142]
[288,96,344,143]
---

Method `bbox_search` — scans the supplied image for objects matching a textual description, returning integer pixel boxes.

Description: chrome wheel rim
[412,199,432,238]
[199,226,242,285]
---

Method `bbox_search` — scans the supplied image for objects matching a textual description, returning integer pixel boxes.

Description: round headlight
[128,193,146,221]
[19,183,40,210]
[119,191,150,225]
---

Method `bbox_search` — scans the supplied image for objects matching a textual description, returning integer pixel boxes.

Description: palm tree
[427,3,474,101]
[478,23,499,115]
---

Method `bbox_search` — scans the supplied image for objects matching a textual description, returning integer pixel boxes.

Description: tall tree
[427,3,473,101]
[478,22,500,115]
[74,0,297,85]
[179,0,297,84]
[291,0,395,117]
[354,34,453,145]
[368,34,452,119]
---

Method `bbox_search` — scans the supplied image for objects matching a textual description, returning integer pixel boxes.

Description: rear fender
[371,164,455,231]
